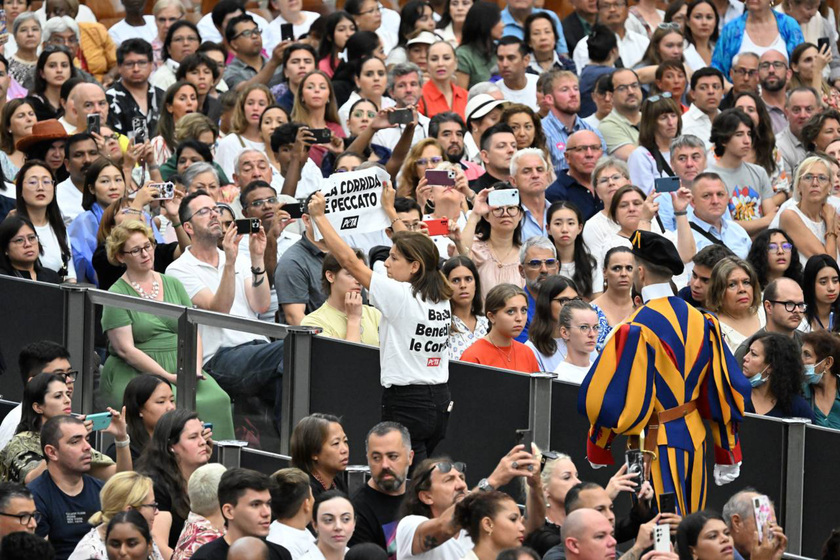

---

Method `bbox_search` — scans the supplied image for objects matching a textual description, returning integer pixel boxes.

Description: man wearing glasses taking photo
[0,341,77,451]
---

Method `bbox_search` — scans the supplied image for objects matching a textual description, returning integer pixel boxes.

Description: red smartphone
[423,218,449,236]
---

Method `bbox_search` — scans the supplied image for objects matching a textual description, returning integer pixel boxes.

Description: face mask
[805,361,825,385]
[750,365,769,388]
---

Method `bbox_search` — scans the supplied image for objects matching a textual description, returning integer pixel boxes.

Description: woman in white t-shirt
[215,84,274,181]
[553,300,599,385]
[582,157,630,262]
[309,181,455,461]
[300,491,355,560]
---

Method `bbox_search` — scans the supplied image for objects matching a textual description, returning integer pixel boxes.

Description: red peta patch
[556,142,566,151]
[427,357,441,367]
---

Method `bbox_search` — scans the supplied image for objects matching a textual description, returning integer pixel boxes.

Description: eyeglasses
[552,296,581,304]
[732,68,758,77]
[24,178,54,188]
[184,206,221,222]
[759,61,787,71]
[646,92,673,103]
[524,258,558,269]
[352,110,377,119]
[10,234,38,246]
[121,60,150,69]
[416,156,443,166]
[566,144,603,153]
[769,300,807,312]
[45,369,78,382]
[120,208,144,217]
[103,132,120,141]
[597,173,625,185]
[401,220,422,231]
[233,28,261,40]
[801,173,829,184]
[490,206,521,217]
[172,35,201,44]
[248,196,278,209]
[48,36,79,46]
[614,82,641,93]
[657,22,681,30]
[122,241,156,257]
[135,502,159,512]
[570,323,601,334]
[767,242,793,252]
[415,461,467,489]
[0,511,42,525]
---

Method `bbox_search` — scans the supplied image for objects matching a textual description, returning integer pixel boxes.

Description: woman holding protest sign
[308,179,454,463]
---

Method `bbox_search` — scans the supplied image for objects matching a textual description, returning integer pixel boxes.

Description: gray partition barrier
[801,424,840,559]
[0,276,65,401]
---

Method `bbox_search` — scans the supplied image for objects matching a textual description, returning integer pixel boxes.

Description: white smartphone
[487,189,520,208]
[753,496,772,543]
[654,524,670,553]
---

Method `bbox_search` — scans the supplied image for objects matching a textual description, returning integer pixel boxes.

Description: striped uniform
[578,295,752,515]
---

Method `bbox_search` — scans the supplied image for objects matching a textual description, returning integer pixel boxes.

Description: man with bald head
[67,82,110,133]
[562,509,617,560]
[777,87,821,177]
[758,49,792,133]
[546,130,604,220]
[723,489,788,560]
[735,277,805,362]
[227,537,269,560]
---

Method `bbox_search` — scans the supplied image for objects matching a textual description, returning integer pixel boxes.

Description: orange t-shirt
[418,80,468,120]
[459,338,541,373]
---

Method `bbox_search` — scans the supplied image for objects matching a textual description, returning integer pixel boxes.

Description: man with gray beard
[350,422,415,556]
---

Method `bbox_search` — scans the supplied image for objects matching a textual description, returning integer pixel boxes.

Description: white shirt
[738,29,788,62]
[263,11,320,51]
[496,74,540,111]
[683,43,708,72]
[464,133,481,164]
[573,28,649,75]
[373,114,429,151]
[108,16,158,46]
[58,116,77,134]
[381,5,402,38]
[554,360,592,384]
[396,515,473,560]
[0,404,21,451]
[370,273,451,387]
[289,157,327,200]
[215,134,266,183]
[56,177,84,225]
[267,521,317,559]
[681,104,717,150]
[165,247,269,364]
[197,11,271,44]
[150,59,178,92]
[582,210,620,261]
[338,92,396,136]
[34,222,76,280]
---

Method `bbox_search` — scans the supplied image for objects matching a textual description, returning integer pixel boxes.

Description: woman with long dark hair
[150,81,199,168]
[676,510,735,560]
[385,0,436,66]
[801,330,840,428]
[501,104,550,160]
[290,413,349,498]
[317,11,356,78]
[0,99,36,181]
[745,229,803,290]
[526,276,582,372]
[137,409,211,550]
[0,215,61,283]
[436,0,472,46]
[547,201,595,299]
[801,254,840,333]
[741,331,813,420]
[443,255,488,360]
[150,20,201,92]
[682,0,719,70]
[733,91,787,194]
[308,181,454,461]
[106,374,175,462]
[25,46,76,121]
[14,159,74,281]
[455,2,503,89]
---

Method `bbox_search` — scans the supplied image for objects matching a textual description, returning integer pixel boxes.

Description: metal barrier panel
[801,424,840,559]
[0,277,64,401]
[240,448,292,474]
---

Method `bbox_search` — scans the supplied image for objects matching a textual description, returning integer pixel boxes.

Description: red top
[459,338,541,373]
[418,80,468,120]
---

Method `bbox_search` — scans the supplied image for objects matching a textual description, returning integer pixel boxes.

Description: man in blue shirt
[540,70,606,176]
[689,172,752,259]
[510,148,552,242]
[545,130,604,221]
[516,236,559,343]
[501,0,569,56]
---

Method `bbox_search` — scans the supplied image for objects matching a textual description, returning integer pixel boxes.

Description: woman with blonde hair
[172,463,227,560]
[397,138,445,206]
[68,471,167,560]
[706,256,765,353]
[214,83,274,181]
[163,113,228,184]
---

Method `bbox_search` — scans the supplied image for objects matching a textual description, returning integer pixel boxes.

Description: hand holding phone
[280,22,294,41]
[388,108,414,125]
[625,449,645,494]
[86,411,112,431]
[310,128,332,143]
[425,169,456,186]
[654,176,681,193]
[423,218,449,236]
[653,524,671,552]
[659,492,677,514]
[753,496,772,544]
[235,218,261,235]
[87,113,101,135]
[487,189,520,208]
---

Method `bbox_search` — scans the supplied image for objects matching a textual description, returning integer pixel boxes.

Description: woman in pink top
[316,11,356,78]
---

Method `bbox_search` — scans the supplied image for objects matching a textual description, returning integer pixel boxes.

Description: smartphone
[515,428,533,452]
[280,22,294,41]
[423,218,449,236]
[488,189,520,208]
[659,492,677,514]
[86,412,112,431]
[310,128,332,143]
[203,422,214,431]
[150,182,175,200]
[87,113,101,135]
[654,524,670,553]
[753,495,772,543]
[283,201,304,219]
[818,37,830,52]
[235,218,261,235]
[132,116,146,144]
[425,169,456,186]
[0,10,7,35]
[388,108,413,125]
[625,449,645,493]
[654,176,681,193]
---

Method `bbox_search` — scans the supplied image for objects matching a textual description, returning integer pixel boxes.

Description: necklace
[128,274,160,300]
[489,242,515,269]
[487,336,516,367]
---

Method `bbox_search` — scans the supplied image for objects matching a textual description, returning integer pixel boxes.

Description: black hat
[629,230,684,276]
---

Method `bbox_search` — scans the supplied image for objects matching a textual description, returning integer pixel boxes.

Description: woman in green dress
[801,331,840,429]
[100,221,235,440]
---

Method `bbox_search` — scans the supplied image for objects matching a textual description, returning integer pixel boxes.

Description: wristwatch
[477,478,494,492]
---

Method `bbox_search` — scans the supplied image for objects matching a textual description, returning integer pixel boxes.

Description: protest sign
[313,166,391,240]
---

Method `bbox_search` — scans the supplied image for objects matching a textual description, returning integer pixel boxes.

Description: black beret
[629,230,684,276]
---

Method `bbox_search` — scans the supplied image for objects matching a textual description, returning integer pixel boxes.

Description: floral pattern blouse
[448,315,489,360]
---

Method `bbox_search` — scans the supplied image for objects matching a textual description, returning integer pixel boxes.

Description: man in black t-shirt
[192,468,291,560]
[349,422,415,558]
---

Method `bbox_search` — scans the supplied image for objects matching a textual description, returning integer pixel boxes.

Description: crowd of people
[2,0,840,557]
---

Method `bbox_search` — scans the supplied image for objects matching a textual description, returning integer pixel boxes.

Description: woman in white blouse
[300,491,355,560]
[444,256,489,360]
[628,92,682,194]
[582,157,630,262]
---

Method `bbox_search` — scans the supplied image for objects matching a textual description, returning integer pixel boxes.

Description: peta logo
[340,216,359,230]
[427,358,440,367]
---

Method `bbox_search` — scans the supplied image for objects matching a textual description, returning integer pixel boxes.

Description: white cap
[465,93,509,123]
